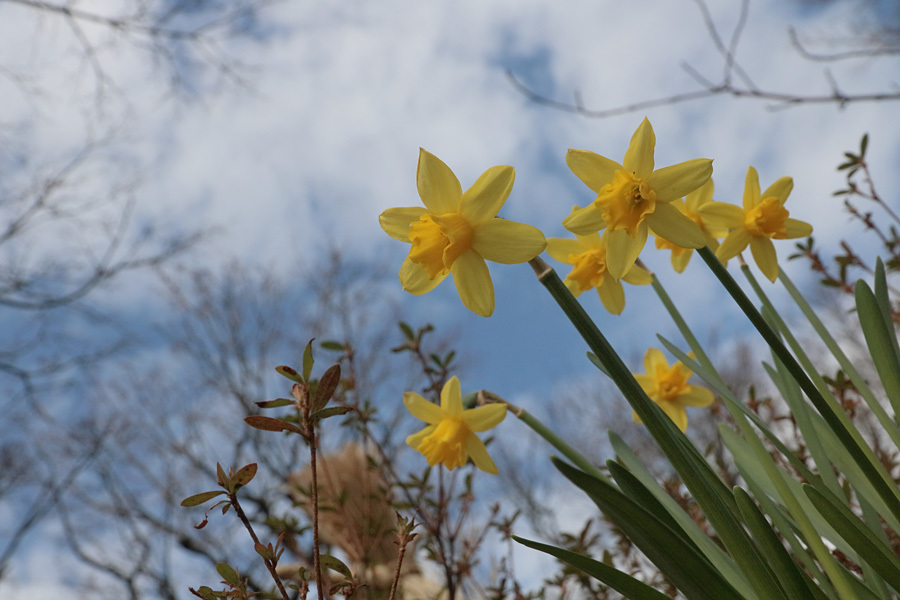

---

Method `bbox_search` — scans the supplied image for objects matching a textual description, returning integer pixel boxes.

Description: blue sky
[1,0,899,596]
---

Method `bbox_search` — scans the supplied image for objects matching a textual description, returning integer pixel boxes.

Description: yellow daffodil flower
[652,179,728,273]
[379,149,546,317]
[403,376,506,474]
[700,166,813,282]
[546,223,651,314]
[632,348,714,432]
[563,118,713,279]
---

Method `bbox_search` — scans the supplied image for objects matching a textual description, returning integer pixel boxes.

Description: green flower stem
[650,265,856,599]
[649,269,814,479]
[530,257,784,600]
[778,269,900,448]
[648,271,713,371]
[697,246,900,528]
[502,398,610,483]
[649,276,815,483]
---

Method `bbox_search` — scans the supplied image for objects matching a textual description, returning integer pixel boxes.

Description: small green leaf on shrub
[181,490,226,507]
[255,398,295,409]
[313,364,342,412]
[255,542,275,561]
[302,339,315,382]
[276,365,304,383]
[216,563,240,586]
[320,553,353,579]
[398,321,415,340]
[191,586,218,600]
[320,340,345,351]
[216,463,229,487]
[232,463,258,488]
[244,416,304,435]
[312,406,354,422]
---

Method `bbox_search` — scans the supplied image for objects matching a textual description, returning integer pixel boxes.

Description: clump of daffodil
[632,348,714,433]
[653,179,728,273]
[403,376,506,474]
[700,166,813,282]
[563,118,713,279]
[379,149,546,317]
[546,212,651,314]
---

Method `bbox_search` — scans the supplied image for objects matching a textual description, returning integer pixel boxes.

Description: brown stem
[305,406,326,600]
[388,527,413,600]
[230,495,291,600]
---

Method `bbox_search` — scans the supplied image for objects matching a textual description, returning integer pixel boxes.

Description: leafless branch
[507,0,900,118]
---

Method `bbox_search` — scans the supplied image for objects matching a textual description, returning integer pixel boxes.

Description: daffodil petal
[464,436,498,474]
[472,219,547,264]
[703,228,725,248]
[440,376,463,416]
[699,202,745,229]
[660,402,688,432]
[380,207,427,241]
[566,149,621,193]
[716,229,752,262]
[564,278,583,297]
[546,238,584,263]
[750,236,779,282]
[678,386,715,407]
[562,203,606,235]
[686,178,714,210]
[417,149,462,213]
[762,176,793,205]
[646,159,713,202]
[622,264,652,285]
[597,273,625,314]
[623,118,656,177]
[646,203,706,248]
[404,392,445,424]
[633,375,655,397]
[743,166,761,210]
[643,348,667,374]
[578,232,604,249]
[605,226,647,280]
[671,248,693,273]
[463,403,507,432]
[399,257,446,294]
[451,250,494,317]
[460,165,515,227]
[782,218,813,239]
[406,425,435,449]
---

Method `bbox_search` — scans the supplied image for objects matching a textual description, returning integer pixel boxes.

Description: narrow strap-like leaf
[553,457,748,600]
[734,487,830,600]
[514,536,673,600]
[856,280,900,418]
[805,485,900,594]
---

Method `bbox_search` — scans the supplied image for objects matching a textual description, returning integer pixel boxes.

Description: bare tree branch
[507,0,900,118]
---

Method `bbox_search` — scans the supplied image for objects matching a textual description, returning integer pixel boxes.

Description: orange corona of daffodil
[379,149,546,317]
[546,222,651,314]
[632,348,714,433]
[404,376,506,474]
[652,179,728,273]
[700,166,813,282]
[563,118,713,279]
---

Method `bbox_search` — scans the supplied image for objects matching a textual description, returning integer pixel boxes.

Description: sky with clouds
[1,0,899,596]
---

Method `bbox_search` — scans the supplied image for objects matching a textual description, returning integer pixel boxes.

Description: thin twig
[304,403,326,600]
[230,495,291,600]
